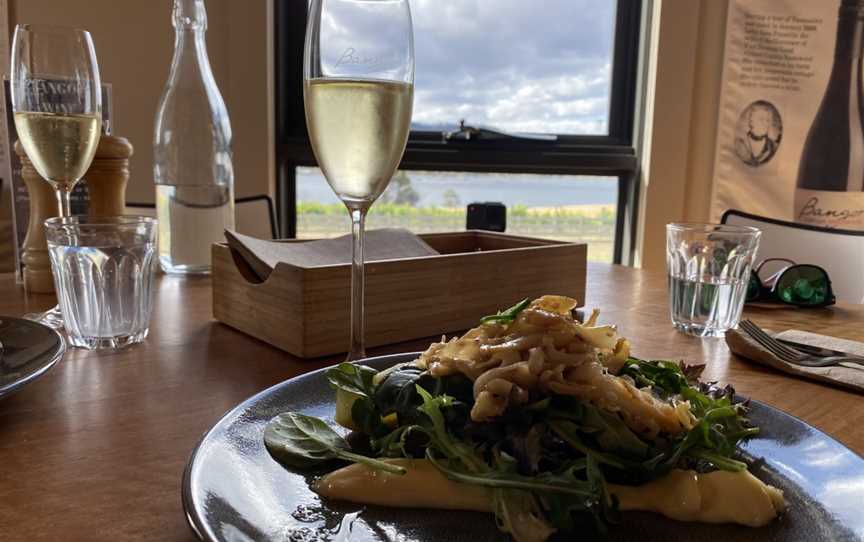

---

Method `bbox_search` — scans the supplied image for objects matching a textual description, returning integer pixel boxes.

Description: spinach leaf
[263,411,405,474]
[351,396,389,438]
[373,365,425,416]
[374,367,473,429]
[326,362,378,397]
[480,298,531,325]
[327,363,390,436]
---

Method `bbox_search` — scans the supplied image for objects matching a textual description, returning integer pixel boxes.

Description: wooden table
[1,263,862,541]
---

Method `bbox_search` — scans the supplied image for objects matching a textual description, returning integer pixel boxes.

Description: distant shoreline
[298,200,616,217]
[297,167,619,208]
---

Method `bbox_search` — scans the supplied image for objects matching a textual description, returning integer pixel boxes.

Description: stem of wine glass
[347,206,368,362]
[54,185,73,217]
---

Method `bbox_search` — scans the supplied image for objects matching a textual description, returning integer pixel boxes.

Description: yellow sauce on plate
[314,459,785,527]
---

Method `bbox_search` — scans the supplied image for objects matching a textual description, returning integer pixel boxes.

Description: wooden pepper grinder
[16,140,56,294]
[17,135,134,294]
[84,136,134,217]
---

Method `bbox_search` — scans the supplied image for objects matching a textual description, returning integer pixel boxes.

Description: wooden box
[212,231,587,358]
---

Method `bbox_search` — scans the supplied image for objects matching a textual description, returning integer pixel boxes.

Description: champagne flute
[304,0,414,361]
[11,25,103,328]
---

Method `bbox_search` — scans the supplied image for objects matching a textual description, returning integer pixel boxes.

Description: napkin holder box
[212,231,587,358]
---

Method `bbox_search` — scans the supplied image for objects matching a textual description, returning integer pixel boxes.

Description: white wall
[636,0,728,270]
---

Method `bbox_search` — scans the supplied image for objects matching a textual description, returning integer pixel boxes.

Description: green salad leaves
[263,411,406,474]
[265,357,759,540]
[480,299,531,325]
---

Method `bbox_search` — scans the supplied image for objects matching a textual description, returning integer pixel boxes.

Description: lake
[297,167,618,208]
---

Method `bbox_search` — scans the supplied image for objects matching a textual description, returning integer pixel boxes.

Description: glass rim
[666,222,761,236]
[15,23,93,37]
[44,215,156,230]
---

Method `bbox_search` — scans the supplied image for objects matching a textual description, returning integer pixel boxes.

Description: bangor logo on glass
[335,47,399,68]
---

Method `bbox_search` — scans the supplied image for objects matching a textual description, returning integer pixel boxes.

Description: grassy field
[297,202,616,262]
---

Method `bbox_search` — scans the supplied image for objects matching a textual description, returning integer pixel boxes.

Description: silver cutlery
[776,338,864,360]
[738,320,864,369]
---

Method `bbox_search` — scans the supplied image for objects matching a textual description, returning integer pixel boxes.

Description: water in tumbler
[668,274,748,338]
[156,184,233,274]
[49,242,156,348]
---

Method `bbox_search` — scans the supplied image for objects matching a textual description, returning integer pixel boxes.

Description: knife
[777,338,864,361]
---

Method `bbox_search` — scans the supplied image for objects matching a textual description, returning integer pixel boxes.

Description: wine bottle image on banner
[795,0,864,229]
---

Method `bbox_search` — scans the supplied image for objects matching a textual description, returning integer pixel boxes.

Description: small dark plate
[182,353,864,542]
[0,317,65,399]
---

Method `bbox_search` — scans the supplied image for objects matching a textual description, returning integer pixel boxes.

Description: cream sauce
[315,458,492,512]
[610,468,785,527]
[315,459,784,527]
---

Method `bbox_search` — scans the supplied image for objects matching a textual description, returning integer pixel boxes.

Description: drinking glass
[666,223,762,337]
[11,24,103,328]
[304,0,414,360]
[45,216,157,349]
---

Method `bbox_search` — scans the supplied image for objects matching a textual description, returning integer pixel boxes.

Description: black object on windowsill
[444,119,557,142]
[466,202,506,232]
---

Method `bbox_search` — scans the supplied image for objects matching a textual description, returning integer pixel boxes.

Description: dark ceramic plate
[0,317,65,399]
[183,353,864,542]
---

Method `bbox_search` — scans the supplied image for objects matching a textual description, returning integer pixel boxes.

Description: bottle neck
[170,0,212,75]
[174,26,207,51]
[835,5,864,58]
[173,0,207,31]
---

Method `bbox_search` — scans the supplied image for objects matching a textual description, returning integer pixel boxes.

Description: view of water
[297,168,618,208]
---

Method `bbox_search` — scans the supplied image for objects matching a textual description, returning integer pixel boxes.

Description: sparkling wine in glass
[304,0,414,361]
[11,24,103,328]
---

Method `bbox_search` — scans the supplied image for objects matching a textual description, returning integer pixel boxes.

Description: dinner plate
[0,316,65,400]
[182,353,864,542]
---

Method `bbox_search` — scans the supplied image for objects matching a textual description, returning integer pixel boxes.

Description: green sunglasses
[746,258,836,307]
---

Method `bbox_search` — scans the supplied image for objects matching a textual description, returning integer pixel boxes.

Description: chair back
[722,210,864,304]
[235,195,278,240]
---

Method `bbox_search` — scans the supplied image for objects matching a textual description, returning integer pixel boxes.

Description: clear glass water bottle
[154,0,234,275]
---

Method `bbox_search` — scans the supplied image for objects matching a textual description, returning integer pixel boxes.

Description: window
[276,0,642,263]
[410,1,617,136]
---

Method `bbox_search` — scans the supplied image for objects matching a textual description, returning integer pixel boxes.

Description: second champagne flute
[11,24,102,328]
[303,0,414,361]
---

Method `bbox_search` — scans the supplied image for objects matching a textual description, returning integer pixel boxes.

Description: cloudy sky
[409,0,617,135]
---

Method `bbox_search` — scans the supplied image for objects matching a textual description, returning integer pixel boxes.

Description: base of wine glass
[24,305,65,330]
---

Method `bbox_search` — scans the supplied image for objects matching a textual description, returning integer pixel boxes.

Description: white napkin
[224,228,439,281]
[726,328,864,394]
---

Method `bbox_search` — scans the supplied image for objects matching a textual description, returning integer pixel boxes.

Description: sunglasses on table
[746,258,835,308]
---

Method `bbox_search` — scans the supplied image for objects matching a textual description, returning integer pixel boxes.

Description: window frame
[274,0,643,264]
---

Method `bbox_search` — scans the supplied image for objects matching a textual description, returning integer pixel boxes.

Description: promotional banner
[711,0,864,229]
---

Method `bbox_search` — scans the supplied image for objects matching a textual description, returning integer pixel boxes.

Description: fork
[738,320,864,369]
